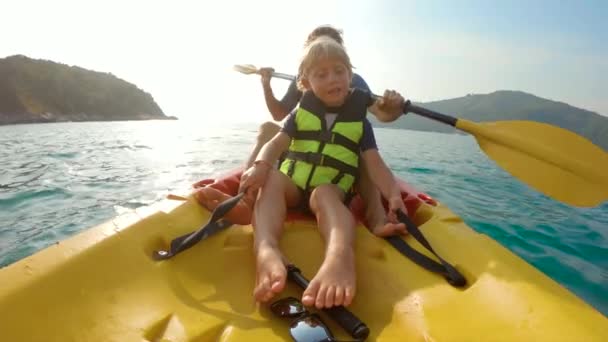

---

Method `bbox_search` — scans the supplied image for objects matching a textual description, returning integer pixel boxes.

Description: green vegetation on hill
[371,90,608,151]
[0,55,173,125]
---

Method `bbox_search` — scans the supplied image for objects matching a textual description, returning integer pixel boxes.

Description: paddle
[152,191,245,260]
[233,64,608,208]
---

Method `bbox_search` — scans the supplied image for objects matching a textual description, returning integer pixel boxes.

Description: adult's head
[304,25,344,46]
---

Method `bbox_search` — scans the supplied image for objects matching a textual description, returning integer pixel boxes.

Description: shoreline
[0,116,178,127]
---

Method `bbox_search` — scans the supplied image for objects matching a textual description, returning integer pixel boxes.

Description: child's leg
[358,161,407,237]
[252,169,302,303]
[302,184,357,309]
[245,122,281,168]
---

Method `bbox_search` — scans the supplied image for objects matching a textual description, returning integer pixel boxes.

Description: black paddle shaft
[265,67,459,127]
[286,264,370,341]
[405,103,458,127]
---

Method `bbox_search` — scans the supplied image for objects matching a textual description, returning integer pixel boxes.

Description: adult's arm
[263,78,302,121]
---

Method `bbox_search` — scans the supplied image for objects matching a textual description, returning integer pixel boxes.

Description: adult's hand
[259,67,275,89]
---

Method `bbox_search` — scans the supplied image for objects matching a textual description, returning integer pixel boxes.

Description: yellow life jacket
[279,89,370,193]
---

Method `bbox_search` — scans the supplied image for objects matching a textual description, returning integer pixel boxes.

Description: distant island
[370,90,608,151]
[0,55,175,125]
[2,55,607,152]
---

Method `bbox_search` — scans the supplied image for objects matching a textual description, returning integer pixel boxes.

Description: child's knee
[261,169,290,194]
[312,183,339,195]
[310,184,342,206]
[264,169,282,185]
[257,121,280,143]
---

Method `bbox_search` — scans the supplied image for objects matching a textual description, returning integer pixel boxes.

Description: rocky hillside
[0,55,174,125]
[371,90,608,151]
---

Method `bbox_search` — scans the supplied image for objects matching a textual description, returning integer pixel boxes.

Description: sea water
[1,120,606,316]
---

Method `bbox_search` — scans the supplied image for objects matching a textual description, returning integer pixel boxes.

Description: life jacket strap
[285,151,358,177]
[293,130,359,154]
[331,172,345,185]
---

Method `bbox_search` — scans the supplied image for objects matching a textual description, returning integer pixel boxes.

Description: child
[196,25,407,236]
[239,36,408,309]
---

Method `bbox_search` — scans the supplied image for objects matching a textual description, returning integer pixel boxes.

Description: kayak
[0,168,606,342]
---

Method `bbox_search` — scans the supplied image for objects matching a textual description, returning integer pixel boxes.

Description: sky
[1,0,606,123]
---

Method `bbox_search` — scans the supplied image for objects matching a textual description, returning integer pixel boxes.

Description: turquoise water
[1,120,607,316]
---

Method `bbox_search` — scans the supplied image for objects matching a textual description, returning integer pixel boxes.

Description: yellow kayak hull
[1,186,606,341]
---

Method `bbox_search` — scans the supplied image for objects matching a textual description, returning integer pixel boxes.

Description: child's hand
[387,193,408,223]
[259,67,274,88]
[239,161,272,195]
[377,90,405,118]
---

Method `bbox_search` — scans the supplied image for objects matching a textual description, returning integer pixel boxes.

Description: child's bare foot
[193,187,253,225]
[302,248,356,309]
[253,243,287,303]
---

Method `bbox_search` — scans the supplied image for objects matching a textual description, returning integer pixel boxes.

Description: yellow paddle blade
[233,64,259,75]
[456,119,608,207]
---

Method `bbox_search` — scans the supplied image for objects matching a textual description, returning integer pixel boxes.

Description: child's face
[303,57,351,107]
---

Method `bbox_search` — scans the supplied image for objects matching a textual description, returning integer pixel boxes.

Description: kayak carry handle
[152,191,245,260]
[286,264,370,341]
[387,209,467,287]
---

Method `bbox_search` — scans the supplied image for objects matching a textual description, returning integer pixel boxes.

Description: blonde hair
[297,36,353,91]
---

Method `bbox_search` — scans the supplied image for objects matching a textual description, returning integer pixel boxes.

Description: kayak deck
[1,181,606,341]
